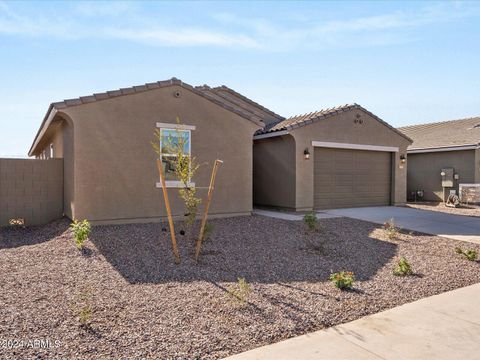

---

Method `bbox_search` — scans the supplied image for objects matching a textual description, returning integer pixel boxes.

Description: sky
[0,0,479,157]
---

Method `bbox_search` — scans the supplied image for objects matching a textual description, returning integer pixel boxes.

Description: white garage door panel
[314,147,391,209]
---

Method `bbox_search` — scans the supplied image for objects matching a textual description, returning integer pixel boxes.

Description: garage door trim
[312,141,399,153]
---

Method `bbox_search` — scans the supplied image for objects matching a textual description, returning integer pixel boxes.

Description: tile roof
[194,85,283,125]
[399,117,480,150]
[29,78,277,156]
[257,103,412,142]
[211,86,284,124]
[51,78,266,126]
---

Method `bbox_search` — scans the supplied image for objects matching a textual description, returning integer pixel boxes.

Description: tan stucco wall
[407,150,475,201]
[0,159,63,226]
[254,109,410,211]
[253,135,296,208]
[37,85,260,223]
[476,148,480,183]
[35,118,75,219]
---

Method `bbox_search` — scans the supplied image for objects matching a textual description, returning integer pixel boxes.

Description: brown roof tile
[29,78,269,156]
[399,117,480,150]
[211,85,284,124]
[257,103,412,142]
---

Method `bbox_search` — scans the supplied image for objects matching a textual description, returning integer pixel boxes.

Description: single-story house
[399,117,480,202]
[253,104,412,210]
[28,78,283,224]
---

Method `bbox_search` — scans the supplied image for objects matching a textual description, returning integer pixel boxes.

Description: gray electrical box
[441,168,454,187]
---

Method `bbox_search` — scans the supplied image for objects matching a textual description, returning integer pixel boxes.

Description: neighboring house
[28,78,282,224]
[253,104,412,210]
[399,118,480,202]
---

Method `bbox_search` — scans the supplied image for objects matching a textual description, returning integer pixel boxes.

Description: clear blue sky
[1,1,479,157]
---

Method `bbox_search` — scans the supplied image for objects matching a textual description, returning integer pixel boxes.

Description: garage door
[314,147,392,209]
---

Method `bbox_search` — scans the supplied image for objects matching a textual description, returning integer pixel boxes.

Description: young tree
[152,118,202,229]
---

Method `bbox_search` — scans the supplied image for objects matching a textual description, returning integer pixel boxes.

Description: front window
[160,128,191,182]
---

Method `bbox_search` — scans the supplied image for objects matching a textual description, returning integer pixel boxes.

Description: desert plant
[70,219,91,249]
[455,247,478,261]
[203,222,214,241]
[329,271,355,290]
[70,289,93,327]
[226,277,252,305]
[393,257,413,276]
[303,212,318,231]
[383,218,400,240]
[152,118,202,227]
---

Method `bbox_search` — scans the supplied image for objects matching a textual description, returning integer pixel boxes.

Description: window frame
[155,122,196,188]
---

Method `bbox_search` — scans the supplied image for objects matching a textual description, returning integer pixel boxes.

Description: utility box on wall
[441,168,454,188]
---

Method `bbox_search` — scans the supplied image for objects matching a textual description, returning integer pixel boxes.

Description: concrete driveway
[323,206,480,244]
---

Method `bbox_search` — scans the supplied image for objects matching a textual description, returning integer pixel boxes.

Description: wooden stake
[195,159,223,261]
[157,159,180,264]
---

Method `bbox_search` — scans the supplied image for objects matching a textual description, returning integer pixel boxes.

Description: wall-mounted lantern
[400,154,406,163]
[304,148,310,160]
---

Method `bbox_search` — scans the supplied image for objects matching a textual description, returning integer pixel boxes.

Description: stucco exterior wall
[44,85,260,223]
[0,159,63,226]
[407,150,475,201]
[290,109,410,210]
[35,118,75,219]
[476,148,480,183]
[253,135,296,208]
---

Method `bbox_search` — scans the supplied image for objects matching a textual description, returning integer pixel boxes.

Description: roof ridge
[29,78,265,156]
[212,85,285,120]
[256,103,412,143]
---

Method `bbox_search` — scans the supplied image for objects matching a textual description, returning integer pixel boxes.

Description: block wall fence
[0,159,64,226]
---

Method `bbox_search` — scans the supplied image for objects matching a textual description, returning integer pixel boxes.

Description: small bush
[70,289,93,327]
[70,220,91,249]
[383,218,400,240]
[393,257,413,276]
[303,212,318,231]
[203,222,214,241]
[455,247,478,261]
[226,277,252,305]
[329,271,355,290]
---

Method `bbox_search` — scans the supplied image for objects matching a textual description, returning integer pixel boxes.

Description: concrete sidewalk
[325,206,480,244]
[253,209,341,221]
[225,283,480,360]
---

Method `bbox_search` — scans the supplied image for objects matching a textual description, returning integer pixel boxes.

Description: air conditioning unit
[459,184,480,204]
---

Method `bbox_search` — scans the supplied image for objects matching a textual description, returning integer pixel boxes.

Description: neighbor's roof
[256,103,412,142]
[29,78,281,156]
[399,117,480,150]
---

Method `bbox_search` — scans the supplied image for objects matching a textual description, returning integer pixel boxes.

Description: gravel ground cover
[407,201,480,217]
[1,215,479,359]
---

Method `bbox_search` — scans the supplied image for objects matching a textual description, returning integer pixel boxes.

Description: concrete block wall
[0,159,63,226]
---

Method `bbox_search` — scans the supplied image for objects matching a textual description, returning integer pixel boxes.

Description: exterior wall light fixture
[400,154,406,163]
[304,148,310,160]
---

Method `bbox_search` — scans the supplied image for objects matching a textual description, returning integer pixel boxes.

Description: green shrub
[303,212,318,231]
[203,222,214,241]
[226,277,252,305]
[383,218,400,240]
[70,289,93,327]
[329,271,355,290]
[393,257,413,276]
[70,220,91,249]
[455,247,478,261]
